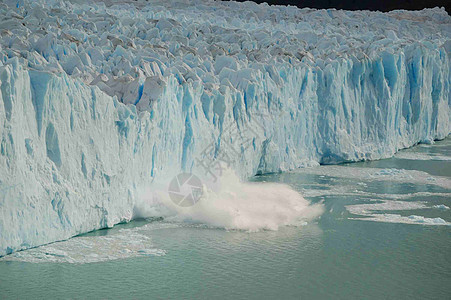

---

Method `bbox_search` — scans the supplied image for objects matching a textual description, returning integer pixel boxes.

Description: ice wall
[0,0,450,255]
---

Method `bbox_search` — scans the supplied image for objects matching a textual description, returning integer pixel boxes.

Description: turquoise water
[1,139,450,299]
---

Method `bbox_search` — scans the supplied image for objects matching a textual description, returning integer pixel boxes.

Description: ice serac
[0,0,450,255]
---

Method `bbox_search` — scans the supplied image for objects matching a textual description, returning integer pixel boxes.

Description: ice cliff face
[0,0,450,255]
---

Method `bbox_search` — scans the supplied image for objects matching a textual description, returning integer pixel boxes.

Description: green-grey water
[1,139,450,299]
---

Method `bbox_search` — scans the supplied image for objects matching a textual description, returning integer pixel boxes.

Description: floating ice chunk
[395,152,451,161]
[294,166,451,189]
[349,214,450,226]
[432,204,450,210]
[346,200,450,226]
[405,215,448,225]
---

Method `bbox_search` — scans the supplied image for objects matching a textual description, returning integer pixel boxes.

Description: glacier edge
[0,44,449,255]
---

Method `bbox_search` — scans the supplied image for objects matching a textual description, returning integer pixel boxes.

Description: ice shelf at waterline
[0,0,450,255]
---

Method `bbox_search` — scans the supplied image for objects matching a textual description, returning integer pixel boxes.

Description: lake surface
[1,138,450,299]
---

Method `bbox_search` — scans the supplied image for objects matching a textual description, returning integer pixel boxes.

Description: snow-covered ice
[0,0,450,255]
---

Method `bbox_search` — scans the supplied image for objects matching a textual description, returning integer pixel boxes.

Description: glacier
[0,0,450,255]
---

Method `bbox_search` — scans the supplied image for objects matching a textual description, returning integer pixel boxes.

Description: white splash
[135,167,324,232]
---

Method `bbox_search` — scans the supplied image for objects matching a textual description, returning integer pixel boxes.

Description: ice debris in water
[0,227,166,264]
[346,200,451,226]
[432,204,450,210]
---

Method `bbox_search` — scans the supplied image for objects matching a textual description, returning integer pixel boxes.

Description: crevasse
[0,0,449,255]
